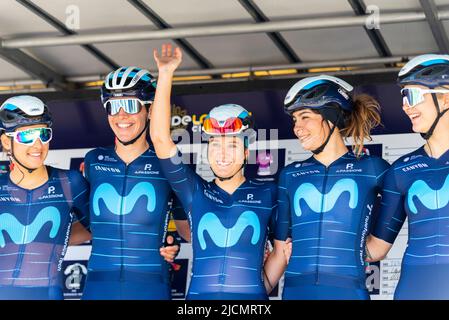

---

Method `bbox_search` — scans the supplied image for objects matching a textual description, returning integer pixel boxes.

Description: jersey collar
[308,151,354,168]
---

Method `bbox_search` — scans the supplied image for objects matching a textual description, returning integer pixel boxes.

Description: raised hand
[153,43,182,74]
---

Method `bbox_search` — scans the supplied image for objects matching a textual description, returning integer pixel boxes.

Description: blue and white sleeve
[158,150,199,216]
[70,170,90,230]
[372,166,406,244]
[274,169,290,241]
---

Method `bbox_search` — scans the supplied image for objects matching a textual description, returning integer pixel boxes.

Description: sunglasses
[401,87,449,108]
[5,127,52,146]
[202,117,248,135]
[104,98,147,116]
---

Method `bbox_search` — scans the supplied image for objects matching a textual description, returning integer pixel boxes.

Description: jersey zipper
[219,210,230,293]
[119,164,129,282]
[316,166,329,285]
[436,178,440,263]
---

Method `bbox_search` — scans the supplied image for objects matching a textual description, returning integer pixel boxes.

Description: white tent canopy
[1,0,449,91]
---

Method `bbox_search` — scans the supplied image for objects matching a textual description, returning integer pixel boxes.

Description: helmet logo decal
[338,88,350,100]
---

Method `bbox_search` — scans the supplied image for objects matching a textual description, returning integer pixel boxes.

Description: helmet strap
[212,161,246,182]
[116,120,149,146]
[210,145,247,182]
[421,93,449,140]
[9,139,36,175]
[311,111,343,155]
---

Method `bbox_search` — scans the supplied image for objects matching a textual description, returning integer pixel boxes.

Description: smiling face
[291,108,330,151]
[1,124,49,169]
[107,98,149,144]
[402,85,441,133]
[207,135,248,179]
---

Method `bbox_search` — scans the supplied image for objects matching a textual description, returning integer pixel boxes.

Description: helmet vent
[123,76,133,87]
[303,85,327,99]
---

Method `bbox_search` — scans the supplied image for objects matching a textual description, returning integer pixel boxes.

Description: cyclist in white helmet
[367,54,449,299]
[150,44,277,300]
[0,95,90,299]
[79,66,190,300]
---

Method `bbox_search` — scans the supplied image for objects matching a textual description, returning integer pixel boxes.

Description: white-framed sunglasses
[104,98,149,116]
[401,87,449,108]
[5,127,53,146]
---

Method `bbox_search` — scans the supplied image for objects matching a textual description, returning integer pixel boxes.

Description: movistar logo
[408,175,449,214]
[294,179,358,216]
[93,182,156,216]
[197,211,260,250]
[0,207,61,247]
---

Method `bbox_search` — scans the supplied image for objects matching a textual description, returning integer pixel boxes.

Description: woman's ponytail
[340,94,382,156]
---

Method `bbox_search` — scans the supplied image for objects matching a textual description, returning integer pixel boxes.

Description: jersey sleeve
[371,165,406,244]
[170,193,187,220]
[158,149,199,215]
[274,168,290,241]
[374,157,391,190]
[369,157,391,234]
[82,149,94,182]
[69,170,90,230]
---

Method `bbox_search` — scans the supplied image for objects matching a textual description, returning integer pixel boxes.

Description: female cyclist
[0,95,90,300]
[264,75,390,300]
[81,65,189,300]
[367,54,449,300]
[150,44,277,300]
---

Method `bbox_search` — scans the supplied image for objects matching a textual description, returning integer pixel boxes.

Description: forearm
[150,71,177,159]
[69,222,92,245]
[366,234,392,262]
[263,247,287,294]
[174,219,191,242]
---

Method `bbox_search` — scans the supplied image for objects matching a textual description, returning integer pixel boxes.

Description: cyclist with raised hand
[0,95,90,300]
[81,66,190,300]
[150,43,277,300]
[264,75,389,300]
[367,54,449,299]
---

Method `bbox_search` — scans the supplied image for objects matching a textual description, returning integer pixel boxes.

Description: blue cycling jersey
[275,152,389,299]
[159,151,277,300]
[0,167,90,300]
[372,146,449,299]
[82,146,186,300]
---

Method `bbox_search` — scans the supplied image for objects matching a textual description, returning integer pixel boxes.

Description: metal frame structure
[348,0,392,58]
[1,0,449,92]
[420,0,449,53]
[0,43,69,90]
[2,12,432,48]
[127,0,213,69]
[17,0,119,69]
